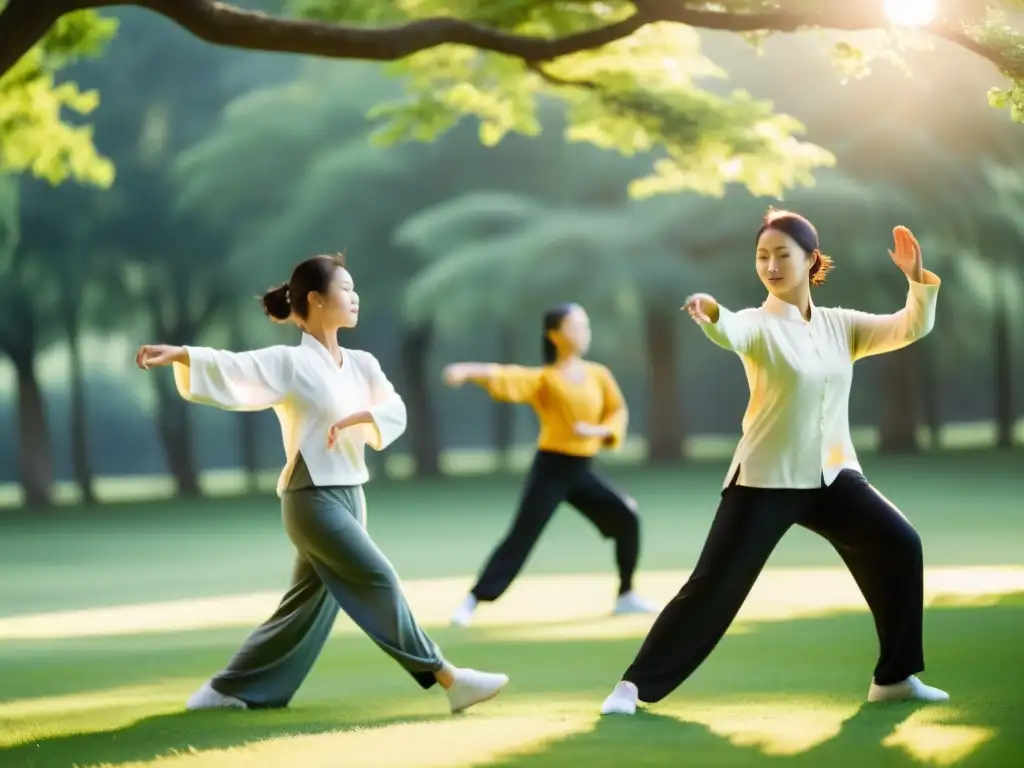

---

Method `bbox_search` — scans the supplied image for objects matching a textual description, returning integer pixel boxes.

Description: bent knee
[892,524,923,566]
[612,500,640,537]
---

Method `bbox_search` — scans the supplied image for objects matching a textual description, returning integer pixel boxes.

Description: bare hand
[443,364,469,387]
[327,411,371,449]
[574,422,611,438]
[681,293,718,324]
[888,226,924,282]
[136,344,185,370]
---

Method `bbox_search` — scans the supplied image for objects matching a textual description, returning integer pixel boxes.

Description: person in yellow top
[443,303,658,627]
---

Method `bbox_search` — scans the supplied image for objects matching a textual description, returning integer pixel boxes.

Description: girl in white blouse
[136,254,508,714]
[601,210,949,716]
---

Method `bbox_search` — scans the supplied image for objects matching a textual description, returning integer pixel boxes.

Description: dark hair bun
[260,282,292,322]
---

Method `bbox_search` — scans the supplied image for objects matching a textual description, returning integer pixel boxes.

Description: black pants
[622,469,924,703]
[471,450,641,602]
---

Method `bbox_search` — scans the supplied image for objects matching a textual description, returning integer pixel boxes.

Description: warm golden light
[884,0,938,26]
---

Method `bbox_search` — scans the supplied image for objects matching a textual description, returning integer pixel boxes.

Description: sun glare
[884,0,938,27]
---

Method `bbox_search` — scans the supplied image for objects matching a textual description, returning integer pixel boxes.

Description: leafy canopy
[0,4,116,187]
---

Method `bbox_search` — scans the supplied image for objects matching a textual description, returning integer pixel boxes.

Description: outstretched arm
[682,293,760,357]
[136,343,294,411]
[443,362,543,404]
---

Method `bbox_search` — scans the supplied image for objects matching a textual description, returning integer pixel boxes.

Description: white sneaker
[867,675,949,703]
[446,667,509,713]
[600,681,639,715]
[186,681,248,711]
[613,591,658,615]
[450,595,478,627]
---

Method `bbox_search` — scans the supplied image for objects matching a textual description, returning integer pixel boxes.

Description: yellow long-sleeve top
[473,362,628,457]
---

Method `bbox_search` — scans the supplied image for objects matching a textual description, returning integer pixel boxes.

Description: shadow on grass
[1,708,451,768]
[2,597,1019,768]
[490,703,937,768]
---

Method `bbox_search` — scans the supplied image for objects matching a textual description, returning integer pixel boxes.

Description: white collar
[300,332,345,368]
[763,293,814,324]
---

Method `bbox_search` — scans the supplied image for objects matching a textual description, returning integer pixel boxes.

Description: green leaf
[0,8,117,187]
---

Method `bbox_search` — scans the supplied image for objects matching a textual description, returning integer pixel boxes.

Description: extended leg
[287,486,444,689]
[602,485,807,713]
[469,455,571,603]
[802,471,946,703]
[566,469,654,613]
[189,551,339,710]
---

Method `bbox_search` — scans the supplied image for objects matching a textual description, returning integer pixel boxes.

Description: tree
[3,2,1022,122]
[15,184,115,505]
[15,2,1019,204]
[396,190,550,468]
[964,167,1024,448]
[0,183,63,507]
[0,6,116,186]
[47,7,297,498]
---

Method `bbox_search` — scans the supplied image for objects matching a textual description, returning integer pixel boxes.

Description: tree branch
[0,0,77,78]
[126,0,650,63]
[0,0,1019,91]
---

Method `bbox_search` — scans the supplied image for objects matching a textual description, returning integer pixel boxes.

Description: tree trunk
[493,323,516,470]
[12,349,54,507]
[879,347,919,454]
[993,280,1014,448]
[153,372,201,498]
[643,307,684,464]
[918,344,942,450]
[63,301,96,505]
[239,412,261,494]
[399,323,441,476]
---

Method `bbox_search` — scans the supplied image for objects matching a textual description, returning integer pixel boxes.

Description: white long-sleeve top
[172,333,407,495]
[700,272,941,489]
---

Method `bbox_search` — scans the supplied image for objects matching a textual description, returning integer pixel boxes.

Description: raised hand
[888,226,924,283]
[136,344,186,370]
[681,293,719,324]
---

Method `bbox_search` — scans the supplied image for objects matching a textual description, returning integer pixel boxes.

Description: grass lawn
[0,450,1021,767]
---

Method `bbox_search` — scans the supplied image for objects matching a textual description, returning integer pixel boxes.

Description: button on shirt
[172,333,406,496]
[701,272,941,489]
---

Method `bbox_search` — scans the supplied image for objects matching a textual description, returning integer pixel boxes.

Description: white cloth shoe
[186,681,248,710]
[450,594,478,627]
[867,675,949,703]
[613,591,658,615]
[600,681,639,715]
[446,667,509,713]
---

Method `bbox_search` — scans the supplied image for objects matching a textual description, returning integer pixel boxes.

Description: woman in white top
[136,254,508,714]
[600,210,949,716]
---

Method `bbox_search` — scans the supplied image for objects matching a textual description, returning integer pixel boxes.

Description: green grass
[0,452,1021,767]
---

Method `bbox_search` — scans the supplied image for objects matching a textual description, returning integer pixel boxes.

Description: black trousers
[471,450,641,602]
[622,469,925,703]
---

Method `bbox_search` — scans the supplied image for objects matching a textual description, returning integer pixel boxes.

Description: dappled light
[76,714,595,768]
[5,566,1023,642]
[882,707,994,765]
[663,698,859,756]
